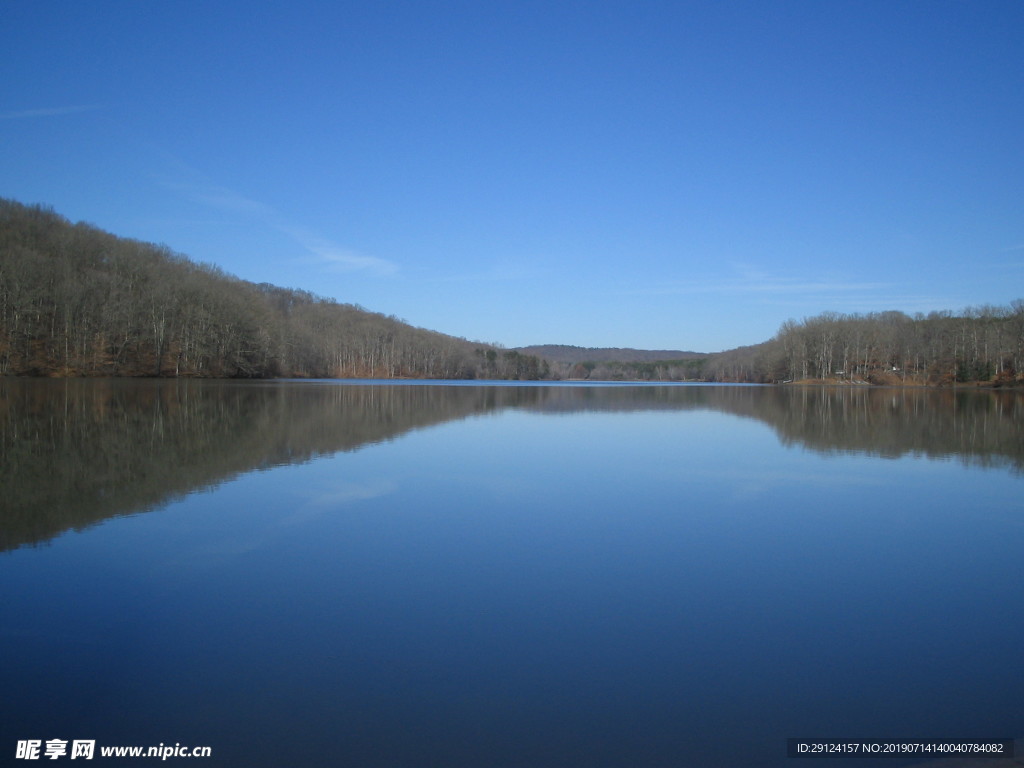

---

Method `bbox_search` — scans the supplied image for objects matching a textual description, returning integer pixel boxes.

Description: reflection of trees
[508,385,1024,473]
[733,386,1024,472]
[3,381,1022,553]
[0,380,544,552]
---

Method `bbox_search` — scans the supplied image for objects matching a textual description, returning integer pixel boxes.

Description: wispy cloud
[165,181,275,218]
[287,228,398,277]
[631,268,891,299]
[160,169,398,277]
[624,265,961,314]
[0,104,100,120]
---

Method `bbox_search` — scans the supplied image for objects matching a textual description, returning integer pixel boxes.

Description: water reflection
[2,379,1022,551]
[3,378,1023,768]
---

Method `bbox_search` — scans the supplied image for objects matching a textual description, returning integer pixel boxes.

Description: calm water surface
[2,379,1022,767]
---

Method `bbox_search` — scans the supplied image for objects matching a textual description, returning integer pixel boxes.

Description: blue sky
[2,1,1022,352]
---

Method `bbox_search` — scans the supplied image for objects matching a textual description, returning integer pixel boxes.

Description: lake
[2,379,1022,767]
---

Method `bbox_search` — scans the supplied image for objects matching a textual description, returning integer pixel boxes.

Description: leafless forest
[703,306,1024,385]
[2,198,1021,385]
[0,199,546,379]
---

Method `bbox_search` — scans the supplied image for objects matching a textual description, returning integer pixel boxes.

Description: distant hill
[516,345,709,364]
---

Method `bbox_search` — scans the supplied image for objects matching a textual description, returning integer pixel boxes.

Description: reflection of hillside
[3,381,1021,553]
[0,380,543,553]
[517,384,1024,473]
[740,386,1024,473]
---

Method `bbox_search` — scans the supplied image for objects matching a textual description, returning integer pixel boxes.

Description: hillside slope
[0,199,547,379]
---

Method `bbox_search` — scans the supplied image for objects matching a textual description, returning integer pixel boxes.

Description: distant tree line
[702,307,1024,385]
[514,344,707,381]
[0,199,547,379]
[549,358,706,381]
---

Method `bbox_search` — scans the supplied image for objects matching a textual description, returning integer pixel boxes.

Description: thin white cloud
[160,169,398,277]
[165,182,275,218]
[756,295,962,314]
[728,264,890,295]
[621,265,966,315]
[287,228,398,277]
[631,273,891,298]
[0,104,100,120]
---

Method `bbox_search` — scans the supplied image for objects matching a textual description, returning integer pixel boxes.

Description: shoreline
[2,372,1022,390]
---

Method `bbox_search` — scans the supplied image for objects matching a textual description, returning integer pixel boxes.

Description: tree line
[702,307,1024,385]
[3,197,1021,385]
[0,199,547,379]
[525,310,1024,385]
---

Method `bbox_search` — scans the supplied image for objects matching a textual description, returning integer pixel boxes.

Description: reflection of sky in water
[3,398,1022,768]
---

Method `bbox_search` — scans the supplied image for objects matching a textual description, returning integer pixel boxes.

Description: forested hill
[519,307,1024,387]
[516,345,707,364]
[0,198,547,379]
[4,198,1022,385]
[514,344,709,381]
[701,308,1024,386]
